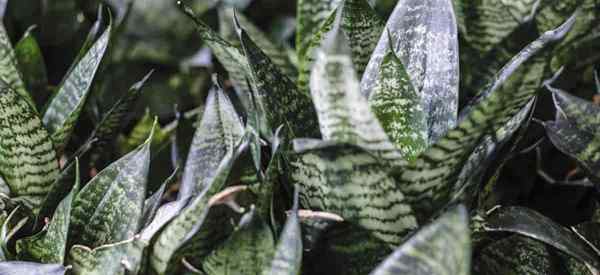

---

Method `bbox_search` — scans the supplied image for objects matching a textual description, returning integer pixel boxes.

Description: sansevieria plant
[0,0,599,274]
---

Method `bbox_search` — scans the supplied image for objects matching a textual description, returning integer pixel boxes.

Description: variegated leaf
[219,8,298,81]
[69,124,153,248]
[16,173,78,264]
[297,0,341,66]
[0,79,59,211]
[484,206,600,272]
[265,188,302,275]
[179,85,244,199]
[88,71,153,166]
[14,27,48,104]
[235,14,320,140]
[361,0,459,144]
[368,41,427,159]
[370,206,470,275]
[0,262,67,275]
[69,237,147,275]
[202,208,275,275]
[117,109,173,155]
[291,141,418,246]
[151,140,245,275]
[0,23,34,108]
[141,168,177,228]
[42,25,111,153]
[392,15,575,221]
[309,20,401,161]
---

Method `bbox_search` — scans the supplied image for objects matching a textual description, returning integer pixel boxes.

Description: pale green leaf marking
[264,188,302,275]
[69,237,147,275]
[0,23,34,108]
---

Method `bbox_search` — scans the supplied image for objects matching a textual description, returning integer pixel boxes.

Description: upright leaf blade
[42,25,111,152]
[297,0,341,65]
[69,124,152,248]
[0,23,34,108]
[370,206,470,275]
[179,85,244,199]
[69,237,147,275]
[265,188,302,275]
[0,80,59,210]
[361,0,459,144]
[14,28,48,104]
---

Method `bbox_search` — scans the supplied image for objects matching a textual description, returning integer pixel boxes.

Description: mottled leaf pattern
[392,16,574,221]
[179,86,244,199]
[362,0,459,144]
[16,179,77,263]
[368,45,427,159]
[291,141,418,246]
[484,206,600,270]
[0,79,59,210]
[69,237,147,275]
[0,262,67,275]
[370,206,470,275]
[69,125,152,248]
[236,15,320,139]
[297,0,341,65]
[42,25,111,152]
[309,22,401,161]
[0,23,35,108]
[202,208,275,275]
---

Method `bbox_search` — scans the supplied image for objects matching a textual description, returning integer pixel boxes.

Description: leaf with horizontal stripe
[370,206,470,275]
[309,19,401,161]
[179,85,244,199]
[484,206,600,272]
[68,123,152,248]
[297,0,341,68]
[16,177,77,264]
[392,15,575,221]
[42,24,111,153]
[69,237,147,275]
[361,0,459,144]
[0,23,34,108]
[235,14,320,140]
[291,141,418,246]
[0,79,59,211]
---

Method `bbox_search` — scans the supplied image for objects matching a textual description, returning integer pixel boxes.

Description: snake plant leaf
[0,79,60,211]
[1,206,29,258]
[69,237,147,275]
[309,21,401,161]
[392,15,575,221]
[361,0,459,144]
[219,8,298,81]
[484,206,600,271]
[0,23,35,108]
[42,24,111,153]
[370,206,470,275]
[16,178,78,264]
[139,198,189,242]
[202,207,275,275]
[88,71,153,166]
[291,141,418,246]
[473,235,564,275]
[14,27,48,103]
[177,2,253,110]
[179,85,244,199]
[151,139,245,275]
[118,109,173,155]
[340,0,384,76]
[0,262,67,275]
[141,168,177,228]
[235,14,320,140]
[265,187,302,275]
[296,0,341,65]
[368,39,427,159]
[69,123,153,248]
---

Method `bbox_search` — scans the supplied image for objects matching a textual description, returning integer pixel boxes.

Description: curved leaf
[179,85,244,199]
[69,124,152,248]
[0,80,59,210]
[370,206,470,275]
[69,237,147,275]
[42,24,111,153]
[0,262,66,275]
[484,206,600,271]
[291,141,418,246]
[361,0,459,144]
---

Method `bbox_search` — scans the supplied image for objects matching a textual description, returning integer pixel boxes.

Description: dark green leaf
[265,187,302,275]
[69,237,147,275]
[141,168,177,228]
[370,206,470,275]
[14,27,48,104]
[117,109,173,155]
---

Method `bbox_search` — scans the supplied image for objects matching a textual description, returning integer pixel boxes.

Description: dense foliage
[0,0,598,274]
